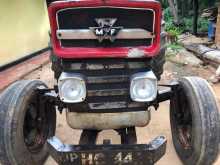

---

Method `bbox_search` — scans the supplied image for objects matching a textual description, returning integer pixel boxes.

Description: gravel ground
[23,61,220,165]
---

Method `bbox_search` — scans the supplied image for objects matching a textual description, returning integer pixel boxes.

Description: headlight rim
[130,71,157,102]
[58,72,86,103]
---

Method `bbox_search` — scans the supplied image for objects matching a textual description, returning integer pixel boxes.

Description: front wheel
[0,80,56,165]
[170,77,220,165]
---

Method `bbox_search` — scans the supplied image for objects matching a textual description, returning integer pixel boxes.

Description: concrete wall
[0,0,50,67]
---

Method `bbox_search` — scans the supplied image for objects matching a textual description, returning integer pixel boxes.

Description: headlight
[58,72,86,103]
[130,71,157,102]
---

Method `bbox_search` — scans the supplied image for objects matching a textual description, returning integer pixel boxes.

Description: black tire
[170,77,220,165]
[0,80,56,165]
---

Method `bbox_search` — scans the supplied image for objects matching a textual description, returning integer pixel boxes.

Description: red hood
[48,0,162,59]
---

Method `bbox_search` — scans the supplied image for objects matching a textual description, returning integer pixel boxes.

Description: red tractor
[0,0,219,165]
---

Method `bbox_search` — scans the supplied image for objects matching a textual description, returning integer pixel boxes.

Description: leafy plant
[164,7,209,35]
[183,17,209,32]
[167,43,183,51]
[166,25,183,35]
[159,0,170,8]
[164,7,172,22]
[197,18,209,32]
[164,8,184,39]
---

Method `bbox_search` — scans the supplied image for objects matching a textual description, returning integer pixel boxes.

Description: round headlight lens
[61,79,84,101]
[130,71,157,102]
[132,79,155,100]
[58,73,86,103]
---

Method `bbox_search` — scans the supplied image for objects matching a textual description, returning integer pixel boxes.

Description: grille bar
[87,75,128,84]
[57,29,155,40]
[88,89,128,97]
[64,61,148,70]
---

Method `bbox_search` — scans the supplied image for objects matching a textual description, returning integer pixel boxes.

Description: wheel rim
[173,90,193,152]
[23,98,50,153]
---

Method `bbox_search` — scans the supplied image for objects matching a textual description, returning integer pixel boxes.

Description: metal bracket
[36,88,65,113]
[150,81,180,110]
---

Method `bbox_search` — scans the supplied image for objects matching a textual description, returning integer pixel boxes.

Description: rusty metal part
[178,128,191,150]
[47,136,167,165]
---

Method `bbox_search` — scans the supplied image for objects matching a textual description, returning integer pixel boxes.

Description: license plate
[61,151,142,165]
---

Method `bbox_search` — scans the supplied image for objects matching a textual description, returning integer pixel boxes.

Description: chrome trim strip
[57,29,155,40]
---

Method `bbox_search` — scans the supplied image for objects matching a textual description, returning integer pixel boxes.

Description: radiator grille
[57,7,155,48]
[62,59,152,113]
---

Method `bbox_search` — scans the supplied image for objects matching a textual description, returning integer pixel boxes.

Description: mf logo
[90,18,123,42]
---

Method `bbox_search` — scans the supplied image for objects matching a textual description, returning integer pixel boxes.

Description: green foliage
[165,23,183,36]
[159,0,170,8]
[162,0,213,34]
[199,0,216,10]
[164,7,209,34]
[164,8,183,41]
[198,18,209,32]
[184,17,209,32]
[163,6,172,21]
[167,43,183,51]
[160,0,216,12]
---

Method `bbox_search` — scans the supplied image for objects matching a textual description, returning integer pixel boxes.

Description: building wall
[0,0,50,67]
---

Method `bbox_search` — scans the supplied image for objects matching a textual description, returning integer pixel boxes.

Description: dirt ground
[23,60,220,165]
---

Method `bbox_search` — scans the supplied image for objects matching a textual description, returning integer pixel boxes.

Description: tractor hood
[48,0,162,59]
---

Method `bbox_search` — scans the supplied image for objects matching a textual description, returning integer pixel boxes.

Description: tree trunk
[193,0,199,35]
[184,44,220,66]
[168,0,179,24]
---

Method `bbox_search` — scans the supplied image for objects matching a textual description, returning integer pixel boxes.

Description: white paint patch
[127,48,145,58]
